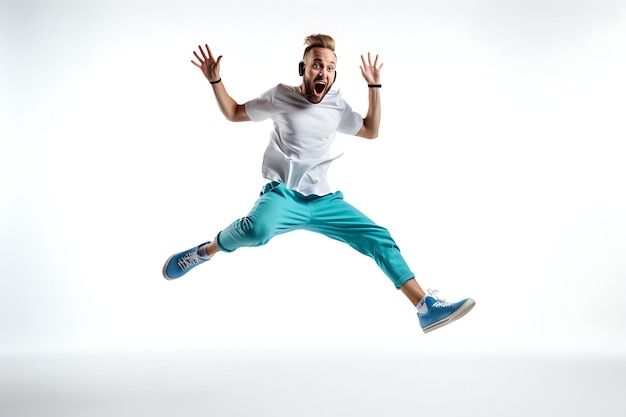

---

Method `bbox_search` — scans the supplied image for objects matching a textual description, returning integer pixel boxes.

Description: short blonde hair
[303,34,336,58]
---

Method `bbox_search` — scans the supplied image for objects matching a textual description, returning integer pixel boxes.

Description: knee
[235,216,273,244]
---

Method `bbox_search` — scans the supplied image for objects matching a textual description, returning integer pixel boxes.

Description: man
[163,34,475,333]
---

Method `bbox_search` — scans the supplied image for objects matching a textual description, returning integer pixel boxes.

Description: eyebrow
[312,58,336,65]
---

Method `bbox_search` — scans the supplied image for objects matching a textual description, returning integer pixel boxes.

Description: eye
[327,66,335,72]
[313,63,322,69]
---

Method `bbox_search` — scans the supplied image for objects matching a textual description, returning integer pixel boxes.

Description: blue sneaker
[162,242,211,280]
[417,289,475,333]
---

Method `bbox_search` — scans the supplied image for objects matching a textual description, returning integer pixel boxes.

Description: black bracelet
[209,78,222,85]
[368,84,382,88]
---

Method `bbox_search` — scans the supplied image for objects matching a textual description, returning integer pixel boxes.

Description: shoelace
[427,289,451,307]
[177,251,201,270]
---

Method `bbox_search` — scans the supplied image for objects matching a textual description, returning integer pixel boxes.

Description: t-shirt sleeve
[244,86,277,122]
[337,100,363,136]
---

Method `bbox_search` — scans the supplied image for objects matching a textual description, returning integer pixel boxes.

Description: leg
[163,182,309,280]
[306,191,475,332]
[399,278,426,307]
[215,182,309,252]
[306,191,416,290]
[204,240,221,257]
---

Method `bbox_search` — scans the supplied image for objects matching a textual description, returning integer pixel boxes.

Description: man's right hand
[191,44,222,83]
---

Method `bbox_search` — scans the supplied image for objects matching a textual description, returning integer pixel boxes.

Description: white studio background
[2,0,626,357]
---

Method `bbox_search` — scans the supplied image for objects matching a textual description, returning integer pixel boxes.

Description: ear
[298,61,305,77]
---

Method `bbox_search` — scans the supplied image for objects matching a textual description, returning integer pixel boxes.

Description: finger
[193,50,203,63]
[199,45,208,60]
[191,60,202,68]
[205,44,214,60]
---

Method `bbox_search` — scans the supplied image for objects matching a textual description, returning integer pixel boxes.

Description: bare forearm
[211,81,249,122]
[358,87,381,139]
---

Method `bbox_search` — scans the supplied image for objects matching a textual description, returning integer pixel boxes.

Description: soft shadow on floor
[1,348,625,417]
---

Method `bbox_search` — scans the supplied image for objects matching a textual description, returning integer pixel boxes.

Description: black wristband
[368,84,382,88]
[209,78,222,85]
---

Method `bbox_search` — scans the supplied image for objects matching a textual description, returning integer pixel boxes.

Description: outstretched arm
[355,53,383,139]
[191,44,251,122]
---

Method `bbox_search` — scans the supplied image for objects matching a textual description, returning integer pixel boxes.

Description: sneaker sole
[422,298,476,334]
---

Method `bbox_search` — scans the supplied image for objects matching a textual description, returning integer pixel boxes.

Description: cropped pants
[215,182,415,289]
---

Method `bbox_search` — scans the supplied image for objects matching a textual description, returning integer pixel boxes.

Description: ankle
[197,242,212,260]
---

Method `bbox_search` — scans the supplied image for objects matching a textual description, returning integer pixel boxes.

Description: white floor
[1,349,624,417]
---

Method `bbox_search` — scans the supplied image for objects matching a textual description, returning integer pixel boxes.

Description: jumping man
[163,34,475,333]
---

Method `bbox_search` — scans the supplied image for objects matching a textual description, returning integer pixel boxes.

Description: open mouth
[314,82,326,95]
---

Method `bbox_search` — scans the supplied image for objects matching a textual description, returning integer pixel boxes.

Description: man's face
[301,47,336,104]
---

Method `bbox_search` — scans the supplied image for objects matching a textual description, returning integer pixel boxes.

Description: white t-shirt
[245,84,363,196]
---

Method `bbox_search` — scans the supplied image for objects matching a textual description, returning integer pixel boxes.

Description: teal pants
[216,182,415,289]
